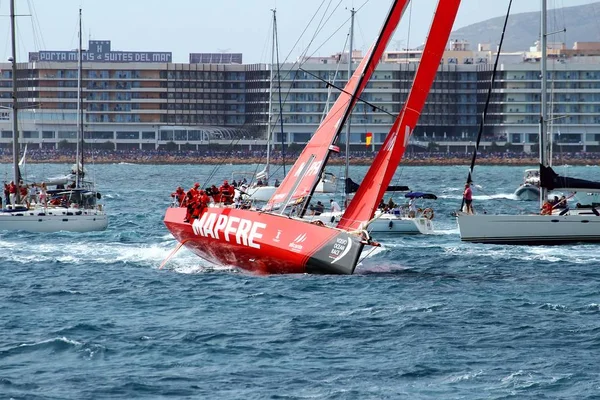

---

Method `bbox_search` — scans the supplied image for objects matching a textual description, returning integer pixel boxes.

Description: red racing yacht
[164,0,461,274]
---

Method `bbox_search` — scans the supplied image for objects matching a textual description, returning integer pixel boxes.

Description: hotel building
[1,39,599,153]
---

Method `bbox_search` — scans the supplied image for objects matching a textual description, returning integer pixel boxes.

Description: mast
[344,8,355,206]
[263,9,276,182]
[274,10,286,176]
[10,0,20,204]
[539,0,548,208]
[76,8,84,188]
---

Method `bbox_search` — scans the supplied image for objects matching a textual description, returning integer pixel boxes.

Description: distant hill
[451,2,600,51]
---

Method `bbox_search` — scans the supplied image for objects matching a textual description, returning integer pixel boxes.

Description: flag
[365,132,372,147]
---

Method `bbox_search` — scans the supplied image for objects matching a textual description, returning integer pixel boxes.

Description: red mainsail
[265,0,411,213]
[337,0,462,231]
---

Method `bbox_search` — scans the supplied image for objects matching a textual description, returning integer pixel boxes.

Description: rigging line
[259,11,273,65]
[290,0,341,66]
[282,0,346,73]
[281,0,330,65]
[299,67,395,117]
[357,240,380,264]
[460,0,513,212]
[27,0,46,51]
[200,137,244,189]
[262,0,338,150]
[321,30,349,121]
[262,0,364,153]
[268,0,361,129]
[299,3,354,66]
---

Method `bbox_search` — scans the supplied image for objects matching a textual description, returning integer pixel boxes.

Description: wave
[0,336,81,357]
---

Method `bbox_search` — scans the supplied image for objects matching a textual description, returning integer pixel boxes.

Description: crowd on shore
[1,148,600,166]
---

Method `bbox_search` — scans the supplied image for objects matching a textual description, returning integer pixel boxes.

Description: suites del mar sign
[29,40,172,63]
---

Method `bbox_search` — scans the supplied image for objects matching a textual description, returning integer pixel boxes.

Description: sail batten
[337,0,462,231]
[265,0,411,212]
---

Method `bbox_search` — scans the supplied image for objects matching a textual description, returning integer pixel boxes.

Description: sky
[0,0,596,64]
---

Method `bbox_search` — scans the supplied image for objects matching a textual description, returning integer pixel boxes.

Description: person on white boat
[387,197,396,210]
[8,181,16,206]
[19,185,28,206]
[463,182,474,215]
[28,184,38,205]
[541,201,552,215]
[39,182,47,206]
[330,199,341,213]
[408,198,418,218]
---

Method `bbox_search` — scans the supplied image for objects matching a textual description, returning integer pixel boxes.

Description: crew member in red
[8,180,16,206]
[170,186,185,206]
[220,180,235,205]
[189,182,200,198]
[210,184,221,203]
[191,189,210,220]
[184,191,197,222]
[20,185,28,206]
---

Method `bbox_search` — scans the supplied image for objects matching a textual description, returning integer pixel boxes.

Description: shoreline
[2,156,599,166]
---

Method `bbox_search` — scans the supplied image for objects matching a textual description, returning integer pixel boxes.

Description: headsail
[540,165,600,192]
[265,0,411,213]
[337,0,461,231]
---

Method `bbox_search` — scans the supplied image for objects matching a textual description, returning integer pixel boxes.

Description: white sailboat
[0,6,107,233]
[456,0,600,244]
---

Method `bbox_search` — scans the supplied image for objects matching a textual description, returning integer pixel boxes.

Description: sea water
[1,163,599,399]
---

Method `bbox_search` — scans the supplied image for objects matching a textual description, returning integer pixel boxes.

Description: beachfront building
[1,39,600,153]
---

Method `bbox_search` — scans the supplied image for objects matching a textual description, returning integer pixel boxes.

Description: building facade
[1,39,600,153]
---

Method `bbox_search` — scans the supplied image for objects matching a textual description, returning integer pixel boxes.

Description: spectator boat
[0,6,107,233]
[457,0,600,244]
[514,168,540,201]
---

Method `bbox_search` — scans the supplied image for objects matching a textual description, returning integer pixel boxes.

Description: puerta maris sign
[29,40,172,63]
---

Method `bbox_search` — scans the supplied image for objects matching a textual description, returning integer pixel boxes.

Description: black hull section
[305,232,365,275]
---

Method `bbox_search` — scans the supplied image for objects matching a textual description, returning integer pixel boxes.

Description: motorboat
[514,168,540,201]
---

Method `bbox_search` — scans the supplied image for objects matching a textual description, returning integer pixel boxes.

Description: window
[91,131,114,140]
[58,131,77,139]
[116,131,139,140]
[160,130,174,141]
[22,131,39,139]
[142,131,155,140]
[42,131,55,139]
